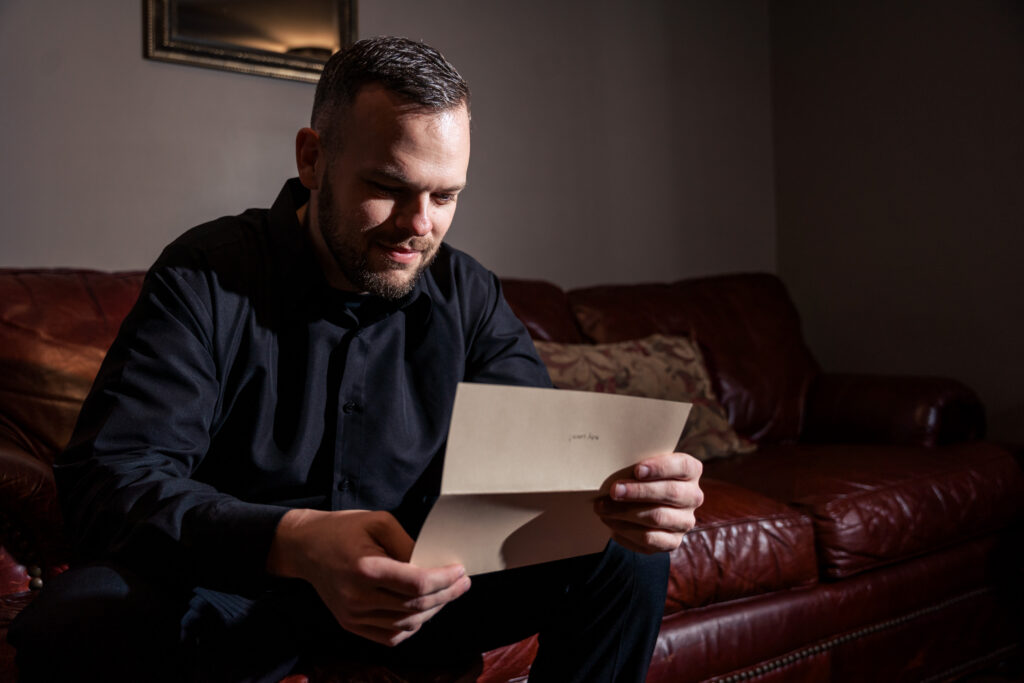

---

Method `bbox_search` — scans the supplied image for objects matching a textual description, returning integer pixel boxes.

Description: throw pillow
[533,334,756,461]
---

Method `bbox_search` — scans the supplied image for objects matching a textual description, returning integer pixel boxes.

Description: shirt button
[342,401,361,414]
[337,478,352,492]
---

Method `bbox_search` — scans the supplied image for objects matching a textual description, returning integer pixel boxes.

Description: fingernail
[637,465,651,479]
[613,483,627,499]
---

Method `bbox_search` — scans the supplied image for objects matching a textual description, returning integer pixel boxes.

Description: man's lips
[377,242,424,265]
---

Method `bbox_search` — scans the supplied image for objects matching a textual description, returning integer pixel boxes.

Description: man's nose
[396,195,432,236]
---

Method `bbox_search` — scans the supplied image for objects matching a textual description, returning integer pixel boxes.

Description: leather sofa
[1,268,1021,682]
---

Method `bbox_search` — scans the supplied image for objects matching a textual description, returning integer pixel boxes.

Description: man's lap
[9,542,668,682]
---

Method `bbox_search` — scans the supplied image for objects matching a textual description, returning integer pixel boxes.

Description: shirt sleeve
[461,269,554,389]
[55,247,288,594]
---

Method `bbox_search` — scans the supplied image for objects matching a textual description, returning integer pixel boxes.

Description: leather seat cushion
[704,443,1024,578]
[665,478,818,612]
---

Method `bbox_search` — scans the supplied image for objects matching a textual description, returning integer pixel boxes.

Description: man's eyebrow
[370,166,411,185]
[367,166,467,193]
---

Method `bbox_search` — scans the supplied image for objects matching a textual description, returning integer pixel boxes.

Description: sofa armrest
[0,434,63,574]
[801,373,986,447]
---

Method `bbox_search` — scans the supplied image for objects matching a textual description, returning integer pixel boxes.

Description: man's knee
[9,562,184,681]
[631,544,671,605]
[581,541,670,610]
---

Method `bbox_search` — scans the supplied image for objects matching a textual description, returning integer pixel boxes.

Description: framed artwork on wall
[144,0,357,83]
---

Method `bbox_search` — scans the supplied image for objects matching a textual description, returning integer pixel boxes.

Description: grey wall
[3,1,1016,439]
[0,0,312,270]
[773,1,1024,442]
[0,0,776,288]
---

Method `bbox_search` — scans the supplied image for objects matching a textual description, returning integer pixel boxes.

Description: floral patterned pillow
[533,334,756,461]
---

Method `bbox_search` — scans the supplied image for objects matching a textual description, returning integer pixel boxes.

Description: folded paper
[411,383,691,574]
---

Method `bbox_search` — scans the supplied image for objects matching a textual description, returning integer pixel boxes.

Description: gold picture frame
[144,0,357,84]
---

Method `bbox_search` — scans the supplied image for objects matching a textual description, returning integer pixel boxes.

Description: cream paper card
[410,383,691,575]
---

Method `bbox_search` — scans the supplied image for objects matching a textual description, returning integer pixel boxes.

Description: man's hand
[267,508,471,647]
[594,452,704,554]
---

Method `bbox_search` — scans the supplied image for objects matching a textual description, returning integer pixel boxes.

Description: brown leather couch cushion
[705,442,1024,578]
[666,479,817,612]
[0,269,143,463]
[567,274,820,443]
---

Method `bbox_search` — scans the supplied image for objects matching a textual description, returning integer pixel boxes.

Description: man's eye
[433,193,456,205]
[369,181,400,195]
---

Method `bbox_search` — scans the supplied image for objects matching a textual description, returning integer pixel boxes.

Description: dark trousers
[9,541,668,682]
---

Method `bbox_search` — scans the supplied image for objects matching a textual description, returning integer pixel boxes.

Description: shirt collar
[268,178,433,328]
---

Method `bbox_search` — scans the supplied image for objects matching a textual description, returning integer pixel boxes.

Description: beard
[316,171,439,301]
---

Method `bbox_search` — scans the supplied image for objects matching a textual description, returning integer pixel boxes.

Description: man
[11,37,703,681]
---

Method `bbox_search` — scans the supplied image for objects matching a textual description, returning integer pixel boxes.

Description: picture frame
[143,0,357,84]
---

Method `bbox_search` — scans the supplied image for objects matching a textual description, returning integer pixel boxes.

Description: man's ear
[296,127,322,190]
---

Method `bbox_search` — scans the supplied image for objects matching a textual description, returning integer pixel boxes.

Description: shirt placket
[331,324,368,510]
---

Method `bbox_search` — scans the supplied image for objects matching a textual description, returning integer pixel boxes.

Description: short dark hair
[311,36,470,146]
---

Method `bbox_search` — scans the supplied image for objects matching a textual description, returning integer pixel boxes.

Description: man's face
[311,85,471,299]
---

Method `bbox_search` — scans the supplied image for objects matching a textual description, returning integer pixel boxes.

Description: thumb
[368,513,416,562]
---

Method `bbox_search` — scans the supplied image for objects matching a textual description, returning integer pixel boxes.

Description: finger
[610,534,649,554]
[395,574,471,612]
[341,566,469,632]
[610,479,704,508]
[635,452,702,482]
[345,577,470,639]
[371,574,472,615]
[394,603,445,630]
[343,577,464,619]
[366,513,416,562]
[604,519,685,554]
[356,601,447,633]
[596,500,697,534]
[362,556,469,599]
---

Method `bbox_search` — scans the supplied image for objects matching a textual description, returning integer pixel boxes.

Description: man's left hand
[594,452,704,554]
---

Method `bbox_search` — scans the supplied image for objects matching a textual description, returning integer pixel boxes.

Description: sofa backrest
[500,279,585,343]
[0,269,145,464]
[567,273,820,443]
[1,269,819,461]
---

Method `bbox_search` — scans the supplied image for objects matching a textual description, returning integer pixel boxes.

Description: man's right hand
[267,508,471,647]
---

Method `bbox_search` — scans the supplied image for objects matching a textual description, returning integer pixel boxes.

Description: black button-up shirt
[56,179,551,593]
